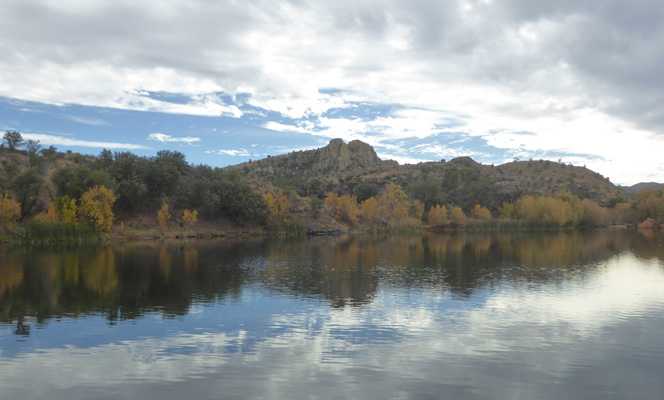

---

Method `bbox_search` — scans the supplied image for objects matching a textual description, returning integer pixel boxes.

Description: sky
[1,0,663,186]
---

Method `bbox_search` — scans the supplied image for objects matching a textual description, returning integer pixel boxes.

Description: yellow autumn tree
[324,193,339,216]
[579,198,607,227]
[384,183,409,219]
[182,209,198,230]
[428,204,447,227]
[336,194,358,223]
[499,202,516,219]
[0,193,21,228]
[449,206,467,226]
[35,202,57,222]
[157,203,172,231]
[58,197,79,223]
[412,200,425,220]
[470,204,491,220]
[79,185,116,232]
[265,190,290,223]
[324,193,358,223]
[361,197,378,227]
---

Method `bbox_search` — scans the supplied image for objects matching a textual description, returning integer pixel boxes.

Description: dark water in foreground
[1,230,664,399]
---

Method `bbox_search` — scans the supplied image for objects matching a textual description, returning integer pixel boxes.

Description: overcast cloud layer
[1,0,663,184]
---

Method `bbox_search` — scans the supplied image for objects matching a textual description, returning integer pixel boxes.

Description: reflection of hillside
[0,230,660,329]
[0,241,258,327]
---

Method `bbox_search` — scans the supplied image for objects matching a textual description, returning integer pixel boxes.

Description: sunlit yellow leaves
[79,185,116,232]
[58,197,79,223]
[157,203,172,231]
[182,209,198,230]
[265,190,290,223]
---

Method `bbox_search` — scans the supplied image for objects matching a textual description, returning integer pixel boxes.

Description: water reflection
[1,230,664,399]
[1,230,664,328]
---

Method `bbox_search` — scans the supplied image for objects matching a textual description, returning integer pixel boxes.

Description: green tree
[210,170,266,225]
[3,130,23,150]
[52,164,116,200]
[353,182,379,202]
[409,178,443,209]
[24,139,41,154]
[9,167,43,218]
[142,150,188,206]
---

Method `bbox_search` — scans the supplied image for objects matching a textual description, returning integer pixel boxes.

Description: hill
[231,139,627,210]
[622,182,662,195]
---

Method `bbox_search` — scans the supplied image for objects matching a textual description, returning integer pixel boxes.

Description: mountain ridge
[231,139,626,210]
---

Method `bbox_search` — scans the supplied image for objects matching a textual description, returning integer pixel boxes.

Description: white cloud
[263,121,312,134]
[22,133,149,150]
[207,149,251,157]
[61,115,110,126]
[147,133,201,144]
[1,0,664,183]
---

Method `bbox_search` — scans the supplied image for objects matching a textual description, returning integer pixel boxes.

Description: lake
[1,230,664,399]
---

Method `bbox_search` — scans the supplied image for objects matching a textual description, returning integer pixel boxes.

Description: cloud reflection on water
[1,243,663,399]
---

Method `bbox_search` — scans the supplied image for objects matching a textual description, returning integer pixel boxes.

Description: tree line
[1,131,267,238]
[2,130,663,237]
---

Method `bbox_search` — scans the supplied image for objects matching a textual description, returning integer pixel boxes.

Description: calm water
[1,230,664,399]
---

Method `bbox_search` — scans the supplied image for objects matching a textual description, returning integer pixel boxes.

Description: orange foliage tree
[325,193,358,223]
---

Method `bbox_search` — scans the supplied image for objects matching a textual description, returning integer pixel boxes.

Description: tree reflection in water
[1,230,663,334]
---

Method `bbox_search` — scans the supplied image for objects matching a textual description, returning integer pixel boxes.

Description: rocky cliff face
[234,138,383,180]
[318,138,351,171]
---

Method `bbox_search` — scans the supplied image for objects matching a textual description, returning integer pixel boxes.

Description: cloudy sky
[1,0,663,185]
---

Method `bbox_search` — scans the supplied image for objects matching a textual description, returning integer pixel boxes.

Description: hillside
[622,182,662,195]
[231,139,626,210]
[0,138,633,238]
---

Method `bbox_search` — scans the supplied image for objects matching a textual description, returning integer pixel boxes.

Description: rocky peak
[318,138,351,171]
[348,140,380,167]
[317,139,381,171]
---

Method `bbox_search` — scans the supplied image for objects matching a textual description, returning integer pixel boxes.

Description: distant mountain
[232,139,626,209]
[622,182,662,195]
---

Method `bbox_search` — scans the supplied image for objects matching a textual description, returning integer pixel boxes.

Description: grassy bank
[9,221,99,244]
